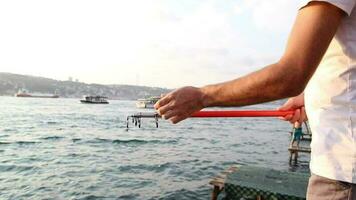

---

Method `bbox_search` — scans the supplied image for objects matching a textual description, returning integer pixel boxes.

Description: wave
[72,138,82,142]
[0,142,11,145]
[15,141,39,145]
[117,194,140,200]
[76,195,107,200]
[39,136,65,140]
[0,164,36,172]
[117,162,173,173]
[0,141,39,145]
[112,139,171,144]
[86,138,178,145]
[3,128,15,132]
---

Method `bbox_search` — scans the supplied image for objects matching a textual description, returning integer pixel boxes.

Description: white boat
[15,89,59,98]
[136,96,160,109]
[80,96,109,104]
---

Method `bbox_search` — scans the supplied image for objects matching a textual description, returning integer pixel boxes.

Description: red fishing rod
[191,110,294,118]
[126,110,294,128]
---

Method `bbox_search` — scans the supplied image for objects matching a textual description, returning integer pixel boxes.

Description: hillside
[0,73,170,100]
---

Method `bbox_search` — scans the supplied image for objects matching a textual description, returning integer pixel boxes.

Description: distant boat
[136,96,160,109]
[80,96,109,104]
[15,89,59,98]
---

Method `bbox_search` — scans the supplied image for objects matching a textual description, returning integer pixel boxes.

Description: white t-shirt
[302,0,356,182]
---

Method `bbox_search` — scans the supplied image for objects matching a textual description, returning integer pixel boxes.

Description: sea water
[0,97,309,200]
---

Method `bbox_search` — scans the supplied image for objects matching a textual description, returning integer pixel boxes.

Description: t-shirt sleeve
[300,0,356,15]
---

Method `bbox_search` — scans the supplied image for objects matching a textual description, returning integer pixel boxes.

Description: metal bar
[130,112,159,118]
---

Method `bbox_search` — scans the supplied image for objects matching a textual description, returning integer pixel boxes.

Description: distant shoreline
[0,72,171,100]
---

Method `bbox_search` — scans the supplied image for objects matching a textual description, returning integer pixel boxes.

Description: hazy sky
[0,0,300,88]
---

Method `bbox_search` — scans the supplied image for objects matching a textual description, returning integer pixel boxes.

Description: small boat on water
[15,89,59,98]
[136,96,160,109]
[80,96,109,104]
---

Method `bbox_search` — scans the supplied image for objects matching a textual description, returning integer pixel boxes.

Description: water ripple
[15,141,39,145]
[39,136,65,140]
[0,164,36,172]
[117,162,173,173]
[85,138,178,145]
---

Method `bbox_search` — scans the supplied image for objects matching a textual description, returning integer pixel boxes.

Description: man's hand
[278,93,307,124]
[154,86,205,124]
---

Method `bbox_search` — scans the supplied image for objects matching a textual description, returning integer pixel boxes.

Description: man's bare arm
[155,2,345,124]
[201,2,344,107]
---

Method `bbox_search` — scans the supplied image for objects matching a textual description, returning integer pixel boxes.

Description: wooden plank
[288,147,311,153]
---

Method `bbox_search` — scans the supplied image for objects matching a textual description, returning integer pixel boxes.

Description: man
[155,1,356,199]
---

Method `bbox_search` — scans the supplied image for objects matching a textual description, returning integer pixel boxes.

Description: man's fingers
[157,102,174,116]
[278,98,305,111]
[170,115,186,124]
[285,114,293,121]
[304,108,308,121]
[161,110,179,120]
[154,95,172,109]
[280,109,305,124]
[278,105,290,111]
[298,106,307,123]
[278,117,285,120]
[278,114,292,121]
[290,109,301,124]
[278,99,294,111]
[162,111,188,123]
